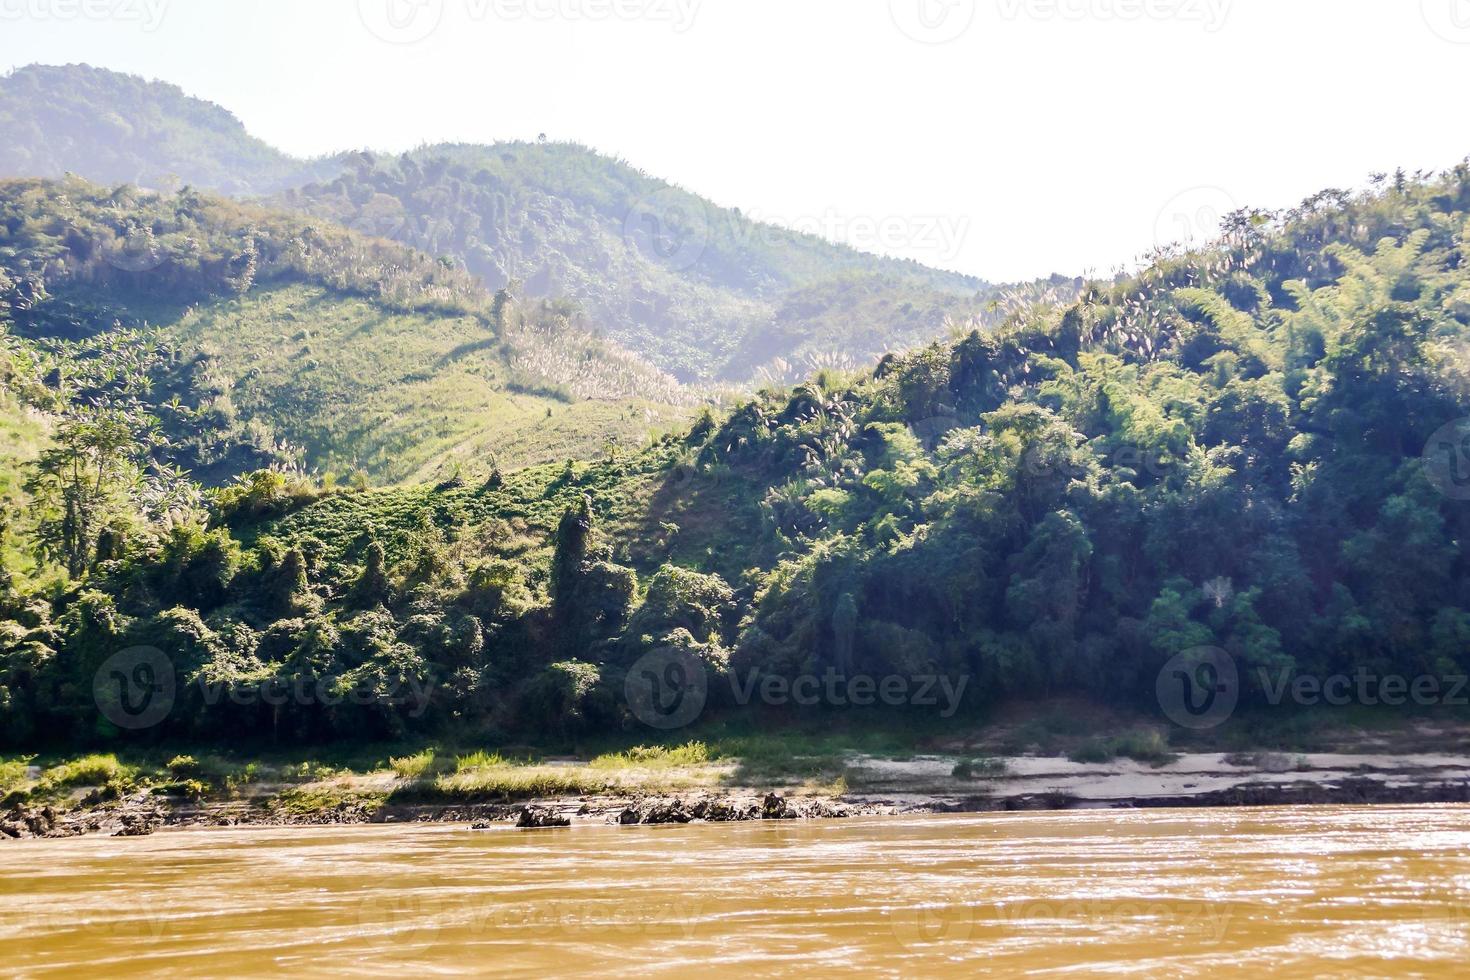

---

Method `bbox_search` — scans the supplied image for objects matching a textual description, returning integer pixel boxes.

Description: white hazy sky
[3,0,1469,282]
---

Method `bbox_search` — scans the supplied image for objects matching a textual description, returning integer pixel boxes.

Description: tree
[26,407,140,577]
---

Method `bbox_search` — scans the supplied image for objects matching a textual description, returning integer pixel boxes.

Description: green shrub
[589,741,710,769]
[37,754,137,794]
[0,757,32,798]
[455,749,512,772]
[1069,731,1177,767]
[390,749,437,778]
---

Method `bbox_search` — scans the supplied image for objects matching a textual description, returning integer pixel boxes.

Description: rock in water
[113,812,157,837]
[762,793,798,819]
[1,805,64,839]
[516,806,571,829]
[640,800,694,825]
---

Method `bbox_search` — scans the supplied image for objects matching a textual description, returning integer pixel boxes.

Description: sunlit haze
[3,0,1469,280]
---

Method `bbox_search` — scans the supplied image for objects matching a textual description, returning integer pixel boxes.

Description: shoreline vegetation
[6,707,1470,839]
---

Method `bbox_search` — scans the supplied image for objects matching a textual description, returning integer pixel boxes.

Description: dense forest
[3,161,1468,749]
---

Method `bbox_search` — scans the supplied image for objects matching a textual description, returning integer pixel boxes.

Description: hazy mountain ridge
[0,64,996,383]
[0,64,345,196]
[276,141,992,381]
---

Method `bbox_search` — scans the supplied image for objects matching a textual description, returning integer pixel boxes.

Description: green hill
[4,162,1468,750]
[0,176,691,490]
[0,65,1000,384]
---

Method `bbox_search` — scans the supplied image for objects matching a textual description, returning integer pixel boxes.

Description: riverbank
[6,748,1470,840]
[8,704,1470,840]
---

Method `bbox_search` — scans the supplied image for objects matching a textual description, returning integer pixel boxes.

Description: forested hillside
[0,177,687,528]
[1,65,1004,384]
[4,163,1467,749]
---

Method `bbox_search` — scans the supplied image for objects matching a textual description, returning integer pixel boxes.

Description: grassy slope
[162,283,689,482]
[0,175,698,487]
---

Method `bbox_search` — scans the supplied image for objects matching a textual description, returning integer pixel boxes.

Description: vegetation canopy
[4,159,1469,751]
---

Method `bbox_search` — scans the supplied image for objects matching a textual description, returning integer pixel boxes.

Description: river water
[3,805,1470,977]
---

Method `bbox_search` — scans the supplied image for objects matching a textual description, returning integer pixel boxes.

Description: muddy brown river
[4,805,1470,976]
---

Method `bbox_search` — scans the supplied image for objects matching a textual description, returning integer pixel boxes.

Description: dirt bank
[6,749,1469,840]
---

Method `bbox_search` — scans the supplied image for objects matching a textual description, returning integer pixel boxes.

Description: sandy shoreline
[7,750,1470,840]
[847,750,1470,809]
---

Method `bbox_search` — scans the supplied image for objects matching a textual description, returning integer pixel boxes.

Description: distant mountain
[0,65,999,383]
[0,64,344,196]
[275,143,992,381]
